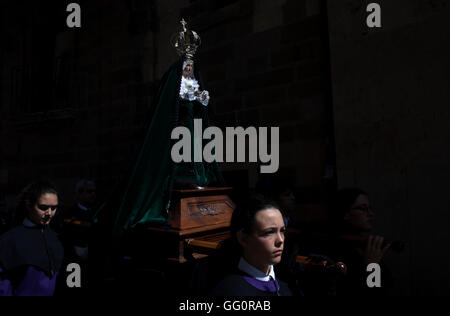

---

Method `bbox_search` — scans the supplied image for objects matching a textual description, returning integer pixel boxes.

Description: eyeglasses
[37,204,58,211]
[351,205,373,213]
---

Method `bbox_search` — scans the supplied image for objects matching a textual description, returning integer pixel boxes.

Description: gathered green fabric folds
[173,100,222,187]
[94,59,224,236]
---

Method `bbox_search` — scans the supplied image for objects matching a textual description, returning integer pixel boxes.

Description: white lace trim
[179,76,209,106]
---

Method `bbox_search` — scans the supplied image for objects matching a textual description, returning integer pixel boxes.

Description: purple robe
[0,219,64,296]
[0,266,58,296]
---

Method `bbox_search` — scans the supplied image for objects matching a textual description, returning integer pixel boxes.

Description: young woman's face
[344,194,374,231]
[28,193,58,226]
[239,208,286,273]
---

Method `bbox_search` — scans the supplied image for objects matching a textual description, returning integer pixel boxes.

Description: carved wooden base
[142,226,230,263]
[143,187,234,263]
[168,187,235,230]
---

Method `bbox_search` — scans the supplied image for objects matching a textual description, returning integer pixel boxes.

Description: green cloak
[94,58,224,236]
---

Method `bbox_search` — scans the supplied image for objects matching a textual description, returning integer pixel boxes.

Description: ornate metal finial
[171,18,201,59]
[181,18,187,32]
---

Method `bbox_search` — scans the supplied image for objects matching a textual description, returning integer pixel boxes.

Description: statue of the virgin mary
[94,20,224,235]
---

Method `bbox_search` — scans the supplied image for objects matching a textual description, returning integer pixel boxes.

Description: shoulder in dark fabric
[0,225,64,277]
[211,273,292,296]
[212,274,268,296]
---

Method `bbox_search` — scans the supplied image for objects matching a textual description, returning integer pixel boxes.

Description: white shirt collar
[77,203,89,211]
[238,257,276,282]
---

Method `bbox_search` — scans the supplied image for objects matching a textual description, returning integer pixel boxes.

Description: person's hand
[201,92,207,101]
[360,235,390,265]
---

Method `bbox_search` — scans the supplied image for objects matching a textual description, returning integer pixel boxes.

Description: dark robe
[0,219,64,296]
[211,271,292,296]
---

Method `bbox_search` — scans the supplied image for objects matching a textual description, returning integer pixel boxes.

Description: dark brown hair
[14,180,58,225]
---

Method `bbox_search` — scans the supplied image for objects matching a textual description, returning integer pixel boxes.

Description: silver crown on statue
[171,19,201,59]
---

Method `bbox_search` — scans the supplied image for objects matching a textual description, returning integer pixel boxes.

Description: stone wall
[328,0,450,295]
[0,0,332,218]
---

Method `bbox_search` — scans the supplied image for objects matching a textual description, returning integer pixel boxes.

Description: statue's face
[183,62,193,77]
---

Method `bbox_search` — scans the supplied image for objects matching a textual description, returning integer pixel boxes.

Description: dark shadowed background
[1,0,449,295]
